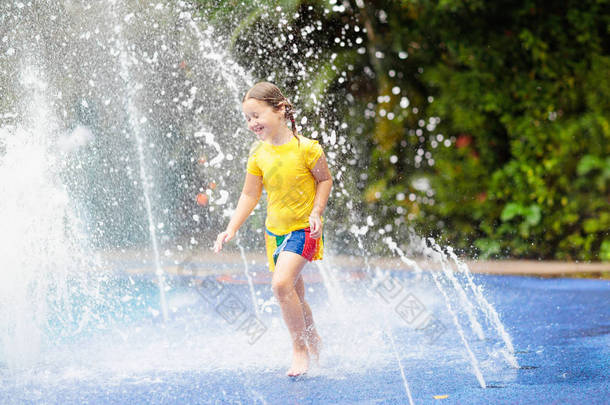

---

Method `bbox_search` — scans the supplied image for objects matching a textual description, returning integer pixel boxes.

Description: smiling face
[242,98,285,142]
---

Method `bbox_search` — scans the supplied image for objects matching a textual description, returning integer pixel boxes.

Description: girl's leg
[295,274,321,362]
[272,251,309,376]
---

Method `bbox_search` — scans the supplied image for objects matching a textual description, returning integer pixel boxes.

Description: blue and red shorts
[264,228,324,272]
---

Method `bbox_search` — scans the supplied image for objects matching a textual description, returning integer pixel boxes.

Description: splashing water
[0,64,106,370]
[0,0,520,401]
[445,246,519,368]
[0,0,253,369]
[382,236,487,388]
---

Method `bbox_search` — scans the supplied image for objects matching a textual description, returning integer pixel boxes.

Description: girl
[214,82,332,377]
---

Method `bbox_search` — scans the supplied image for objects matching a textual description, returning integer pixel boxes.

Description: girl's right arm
[213,172,263,253]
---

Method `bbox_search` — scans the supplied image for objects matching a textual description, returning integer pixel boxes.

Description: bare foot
[306,329,322,364]
[286,348,309,377]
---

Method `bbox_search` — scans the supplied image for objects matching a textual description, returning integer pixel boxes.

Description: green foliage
[411,0,610,260]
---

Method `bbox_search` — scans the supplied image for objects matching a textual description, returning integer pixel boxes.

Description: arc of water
[381,310,415,405]
[445,247,519,368]
[315,261,348,310]
[384,237,487,388]
[350,228,416,402]
[236,237,260,317]
[111,0,168,321]
[183,11,251,106]
[427,239,485,340]
[427,267,487,388]
[173,4,266,321]
[133,126,169,322]
[351,225,373,279]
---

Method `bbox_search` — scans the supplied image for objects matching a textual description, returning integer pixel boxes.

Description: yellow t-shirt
[246,135,323,235]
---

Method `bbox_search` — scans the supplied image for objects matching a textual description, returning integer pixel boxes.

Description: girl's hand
[214,229,235,253]
[309,213,323,239]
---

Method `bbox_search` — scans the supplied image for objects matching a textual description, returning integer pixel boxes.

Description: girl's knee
[272,277,294,299]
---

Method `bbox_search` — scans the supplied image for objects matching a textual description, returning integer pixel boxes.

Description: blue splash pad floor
[1,268,608,405]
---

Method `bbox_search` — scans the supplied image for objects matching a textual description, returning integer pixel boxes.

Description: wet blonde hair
[243,82,298,142]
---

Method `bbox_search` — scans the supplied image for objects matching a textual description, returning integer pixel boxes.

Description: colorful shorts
[264,228,324,272]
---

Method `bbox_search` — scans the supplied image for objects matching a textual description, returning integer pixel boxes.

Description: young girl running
[213,82,332,377]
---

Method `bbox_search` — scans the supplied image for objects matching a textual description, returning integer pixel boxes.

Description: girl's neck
[267,126,294,146]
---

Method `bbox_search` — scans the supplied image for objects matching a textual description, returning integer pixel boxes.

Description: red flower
[456,134,472,148]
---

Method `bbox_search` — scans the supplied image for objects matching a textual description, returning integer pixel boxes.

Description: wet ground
[0,263,608,404]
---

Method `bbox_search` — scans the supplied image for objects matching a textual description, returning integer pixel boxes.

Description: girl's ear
[276,102,287,118]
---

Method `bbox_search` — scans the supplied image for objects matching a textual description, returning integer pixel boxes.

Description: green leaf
[524,204,541,226]
[577,155,602,176]
[500,203,522,221]
[474,238,502,259]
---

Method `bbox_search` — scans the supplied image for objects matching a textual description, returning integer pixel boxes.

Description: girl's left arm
[309,152,332,239]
